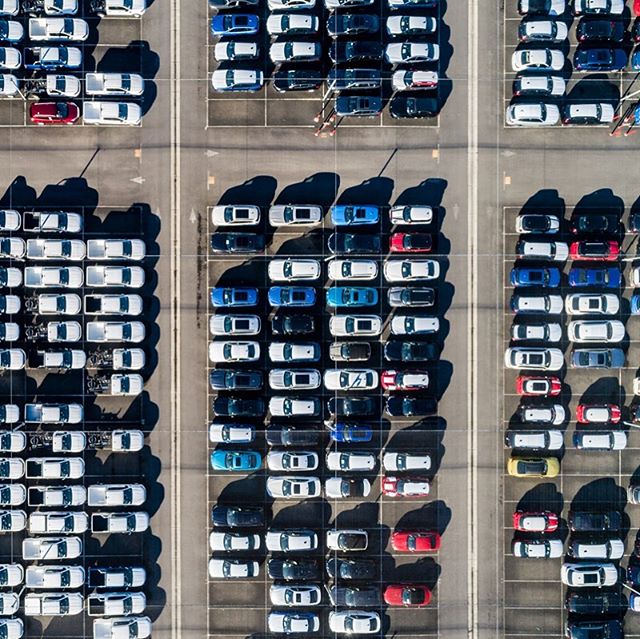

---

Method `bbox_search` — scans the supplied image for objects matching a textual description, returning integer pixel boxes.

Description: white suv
[328,259,378,281]
[567,320,624,343]
[565,294,619,316]
[516,240,568,261]
[330,315,381,337]
[268,259,321,282]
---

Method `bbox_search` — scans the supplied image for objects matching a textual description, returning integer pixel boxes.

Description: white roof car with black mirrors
[208,558,258,579]
[518,0,565,13]
[326,451,376,471]
[267,451,319,471]
[266,476,321,499]
[268,612,320,634]
[384,259,440,282]
[505,429,564,450]
[269,396,319,417]
[512,539,563,558]
[389,205,434,225]
[560,562,618,587]
[513,75,566,97]
[567,320,625,343]
[209,423,254,443]
[518,19,568,41]
[330,315,382,336]
[392,69,438,91]
[37,293,82,315]
[0,484,25,506]
[382,452,431,471]
[270,584,321,607]
[329,610,380,634]
[504,347,564,370]
[211,69,264,92]
[214,41,259,61]
[325,477,371,498]
[386,15,437,35]
[0,349,26,370]
[86,239,145,261]
[266,529,318,552]
[516,240,568,260]
[0,510,25,532]
[326,529,368,551]
[211,205,260,226]
[266,13,318,34]
[0,75,18,96]
[269,369,321,390]
[268,0,315,9]
[323,369,378,391]
[210,314,260,336]
[0,237,24,258]
[506,102,560,126]
[0,565,21,588]
[568,539,624,560]
[208,341,260,363]
[83,102,141,125]
[22,537,82,560]
[0,431,25,452]
[0,210,19,231]
[0,296,19,315]
[269,204,322,226]
[209,531,261,552]
[390,315,439,335]
[0,323,18,342]
[511,48,564,71]
[327,259,378,281]
[268,342,320,362]
[268,258,321,281]
[562,102,615,124]
[565,294,619,315]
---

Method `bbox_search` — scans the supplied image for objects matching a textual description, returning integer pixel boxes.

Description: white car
[512,48,564,71]
[265,529,317,552]
[511,294,564,314]
[0,565,21,587]
[268,0,315,9]
[268,259,321,281]
[0,593,18,615]
[0,237,24,258]
[45,74,81,97]
[269,397,319,417]
[560,563,618,587]
[84,72,144,96]
[0,323,18,342]
[86,239,145,261]
[266,476,321,499]
[268,204,322,226]
[87,484,145,507]
[211,205,260,226]
[0,484,25,506]
[506,102,560,126]
[270,585,321,607]
[211,69,264,92]
[567,320,625,343]
[0,620,21,639]
[0,0,17,16]
[267,451,319,471]
[323,369,378,390]
[209,423,254,444]
[38,293,82,315]
[0,20,20,42]
[505,430,564,450]
[327,259,378,281]
[28,17,88,41]
[269,342,320,362]
[0,349,25,370]
[0,74,18,96]
[25,266,84,288]
[329,315,381,337]
[384,259,440,281]
[510,322,562,342]
[28,486,86,507]
[392,69,438,91]
[329,611,380,634]
[210,314,260,336]
[390,316,439,335]
[270,42,320,63]
[565,294,619,315]
[0,210,19,231]
[518,20,568,41]
[24,593,84,617]
[326,451,376,472]
[83,102,141,125]
[386,15,437,35]
[0,405,18,424]
[208,341,260,363]
[389,205,434,225]
[514,75,566,97]
[504,347,564,370]
[0,296,19,315]
[0,510,25,532]
[112,348,145,371]
[266,13,318,34]
[92,618,150,639]
[48,321,82,342]
[513,539,564,558]
[269,369,321,390]
[25,457,84,478]
[52,431,86,453]
[563,103,614,123]
[209,531,261,552]
[268,612,320,634]
[569,539,625,560]
[208,558,258,579]
[516,240,568,260]
[519,0,565,13]
[214,41,259,61]
[574,0,624,13]
[385,42,439,63]
[0,48,19,69]
[382,452,431,471]
[95,0,146,16]
[0,459,23,479]
[29,512,88,534]
[22,537,82,561]
[0,431,25,452]
[0,268,20,288]
[325,477,371,498]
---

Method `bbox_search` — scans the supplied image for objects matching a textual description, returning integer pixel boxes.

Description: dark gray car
[328,586,381,607]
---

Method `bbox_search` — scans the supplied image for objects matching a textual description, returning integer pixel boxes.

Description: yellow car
[507,456,560,478]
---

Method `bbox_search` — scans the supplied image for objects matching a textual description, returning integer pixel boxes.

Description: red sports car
[575,403,621,424]
[635,0,640,15]
[380,370,429,391]
[515,375,562,397]
[389,232,433,253]
[382,476,430,498]
[384,584,432,607]
[569,240,619,261]
[391,531,440,552]
[512,510,559,533]
[30,102,80,125]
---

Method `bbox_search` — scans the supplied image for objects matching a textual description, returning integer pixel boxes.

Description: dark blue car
[574,47,627,71]
[326,287,378,307]
[568,267,620,288]
[210,287,258,307]
[211,13,259,36]
[510,267,561,288]
[268,286,316,307]
[209,369,263,390]
[328,422,373,443]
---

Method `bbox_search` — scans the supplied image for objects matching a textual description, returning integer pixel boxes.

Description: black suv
[329,342,371,362]
[212,397,265,417]
[268,559,321,581]
[210,233,265,254]
[385,396,437,417]
[266,424,321,446]
[328,233,381,255]
[327,396,378,417]
[565,590,627,615]
[328,586,381,607]
[211,506,264,528]
[326,558,377,580]
[568,510,622,532]
[384,341,440,362]
[271,314,315,335]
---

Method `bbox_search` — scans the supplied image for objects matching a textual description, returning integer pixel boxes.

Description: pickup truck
[36,293,82,314]
[88,567,146,589]
[86,266,145,289]
[25,565,85,589]
[25,457,84,479]
[91,512,149,534]
[46,74,81,96]
[26,239,86,261]
[28,485,86,507]
[88,484,146,507]
[24,403,83,424]
[85,73,144,96]
[25,593,84,617]
[0,404,19,424]
[41,0,78,15]
[0,564,23,587]
[87,239,146,261]
[22,536,82,560]
[86,322,145,343]
[84,294,143,316]
[93,0,146,15]
[52,431,86,453]
[29,349,86,369]
[25,266,84,288]
[88,592,146,617]
[23,210,82,233]
[29,511,88,534]
[93,617,152,639]
[112,429,144,452]
[83,102,141,126]
[24,46,82,69]
[28,17,88,40]
[47,320,82,342]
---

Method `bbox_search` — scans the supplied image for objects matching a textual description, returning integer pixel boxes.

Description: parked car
[506,102,560,126]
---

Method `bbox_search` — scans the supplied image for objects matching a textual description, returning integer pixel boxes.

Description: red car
[512,510,559,533]
[382,476,430,498]
[635,0,640,15]
[391,531,440,552]
[30,102,80,125]
[569,240,619,261]
[389,233,433,253]
[515,375,562,397]
[384,584,432,607]
[575,403,621,424]
[380,370,429,391]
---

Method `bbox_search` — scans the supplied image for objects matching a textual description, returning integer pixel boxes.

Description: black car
[576,18,625,42]
[268,559,321,581]
[328,586,381,607]
[633,18,640,42]
[273,69,322,93]
[327,67,382,91]
[566,620,623,639]
[327,13,380,36]
[518,0,560,13]
[565,590,627,615]
[271,314,315,335]
[329,40,383,63]
[385,396,437,417]
[570,213,620,235]
[390,95,439,119]
[568,510,622,532]
[211,505,264,528]
[328,233,381,254]
[210,233,265,254]
[209,370,263,391]
[327,396,378,417]
[326,558,377,580]
[209,0,257,6]
[335,95,382,117]
[630,211,640,232]
[388,287,436,307]
[329,342,371,362]
[384,341,440,362]
[266,424,321,446]
[628,565,640,583]
[212,397,265,417]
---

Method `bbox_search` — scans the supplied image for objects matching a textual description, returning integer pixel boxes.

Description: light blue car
[330,205,380,226]
[326,287,378,307]
[210,450,262,471]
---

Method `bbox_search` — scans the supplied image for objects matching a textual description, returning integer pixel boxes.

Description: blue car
[573,47,627,71]
[210,450,262,472]
[210,287,258,308]
[211,14,259,36]
[326,287,378,307]
[632,295,640,314]
[330,205,380,226]
[568,267,620,288]
[510,267,561,288]
[328,422,373,443]
[268,286,316,307]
